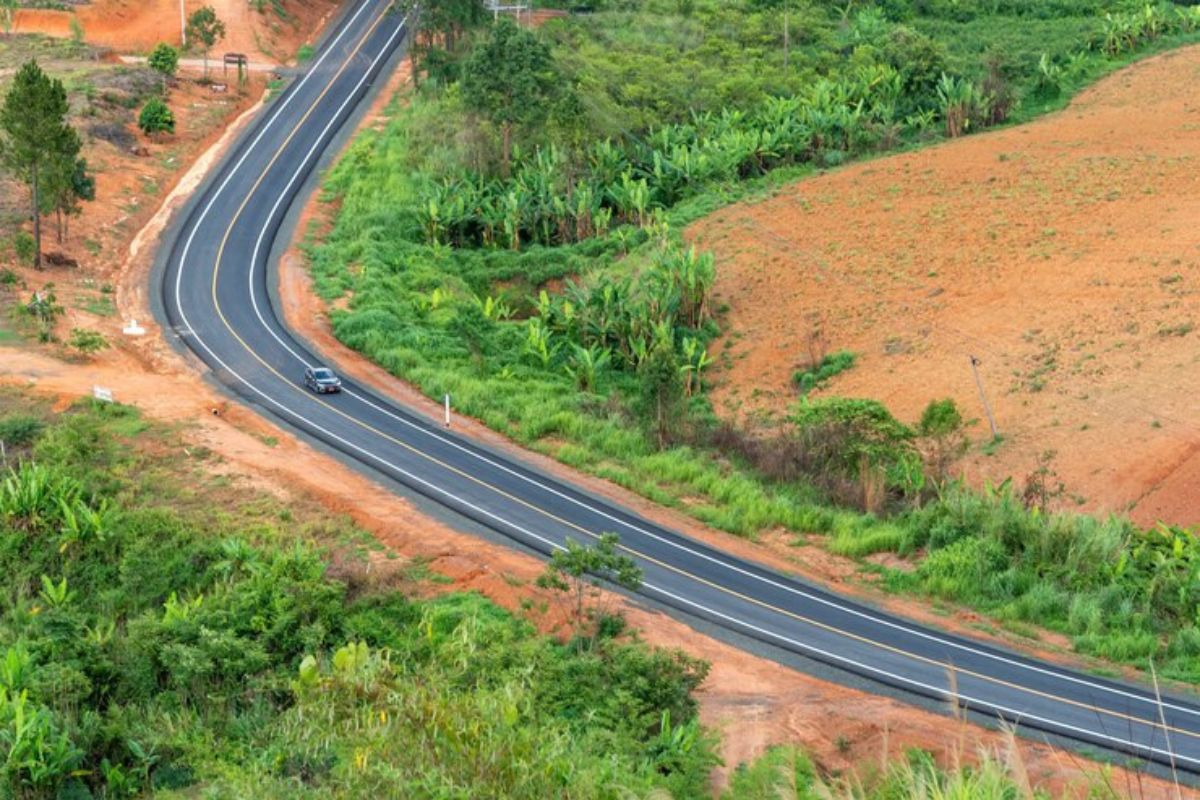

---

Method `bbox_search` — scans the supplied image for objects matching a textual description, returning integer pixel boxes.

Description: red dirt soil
[13,0,339,61]
[690,45,1200,530]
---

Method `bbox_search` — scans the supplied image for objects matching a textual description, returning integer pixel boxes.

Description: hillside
[691,44,1200,529]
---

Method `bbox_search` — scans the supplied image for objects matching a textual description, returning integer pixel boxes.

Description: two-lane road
[159,0,1200,774]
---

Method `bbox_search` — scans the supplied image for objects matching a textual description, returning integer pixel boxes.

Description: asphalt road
[157,0,1200,775]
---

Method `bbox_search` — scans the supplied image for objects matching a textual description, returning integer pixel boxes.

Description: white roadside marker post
[444,393,451,429]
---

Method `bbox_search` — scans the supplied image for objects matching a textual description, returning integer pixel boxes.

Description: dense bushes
[0,400,717,798]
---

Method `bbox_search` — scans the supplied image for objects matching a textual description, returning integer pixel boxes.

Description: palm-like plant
[564,344,611,393]
[936,73,980,138]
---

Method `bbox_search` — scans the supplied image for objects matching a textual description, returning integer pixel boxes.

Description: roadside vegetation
[0,392,1116,798]
[306,0,1200,684]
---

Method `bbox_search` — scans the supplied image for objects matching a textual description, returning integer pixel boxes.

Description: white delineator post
[444,393,451,428]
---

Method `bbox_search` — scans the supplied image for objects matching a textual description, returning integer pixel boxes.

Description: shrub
[148,43,179,86]
[68,327,108,356]
[793,350,856,395]
[0,415,44,447]
[138,98,175,136]
[12,232,35,267]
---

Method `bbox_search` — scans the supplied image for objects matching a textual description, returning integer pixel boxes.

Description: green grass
[793,350,857,395]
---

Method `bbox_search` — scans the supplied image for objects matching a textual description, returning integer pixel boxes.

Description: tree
[638,335,685,450]
[43,151,94,243]
[461,18,559,176]
[0,60,79,269]
[536,534,642,644]
[916,398,970,486]
[148,43,179,89]
[138,98,176,136]
[399,0,486,56]
[186,6,226,79]
[748,0,799,68]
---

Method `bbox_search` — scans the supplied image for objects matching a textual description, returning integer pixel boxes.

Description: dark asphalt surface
[157,0,1200,774]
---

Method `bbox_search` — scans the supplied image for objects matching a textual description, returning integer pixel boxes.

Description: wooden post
[969,355,999,439]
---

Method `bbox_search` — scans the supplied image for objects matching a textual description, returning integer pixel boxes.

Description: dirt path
[690,45,1200,530]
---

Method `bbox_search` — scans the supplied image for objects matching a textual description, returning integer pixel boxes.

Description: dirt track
[692,45,1200,529]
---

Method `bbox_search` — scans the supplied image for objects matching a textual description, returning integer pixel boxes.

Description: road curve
[158,0,1200,774]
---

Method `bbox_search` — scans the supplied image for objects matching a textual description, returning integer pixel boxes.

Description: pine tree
[1,60,79,269]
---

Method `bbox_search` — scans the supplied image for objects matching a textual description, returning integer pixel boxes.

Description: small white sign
[123,319,146,336]
[93,386,114,403]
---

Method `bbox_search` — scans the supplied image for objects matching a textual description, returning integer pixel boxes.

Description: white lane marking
[244,12,408,371]
[176,0,1200,757]
[173,0,377,334]
[642,581,1200,768]
[237,3,1199,726]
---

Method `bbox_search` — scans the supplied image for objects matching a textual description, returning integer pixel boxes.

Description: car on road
[304,366,342,394]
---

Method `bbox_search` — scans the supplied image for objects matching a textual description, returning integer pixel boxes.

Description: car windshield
[312,368,335,380]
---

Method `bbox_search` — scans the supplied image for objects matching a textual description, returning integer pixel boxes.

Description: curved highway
[158,0,1200,774]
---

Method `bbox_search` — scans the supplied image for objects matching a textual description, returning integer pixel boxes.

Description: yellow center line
[202,2,1199,747]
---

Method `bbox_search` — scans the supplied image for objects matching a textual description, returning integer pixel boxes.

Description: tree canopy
[0,60,83,267]
[461,18,560,175]
[186,5,226,77]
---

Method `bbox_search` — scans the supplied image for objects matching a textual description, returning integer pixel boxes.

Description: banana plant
[474,294,513,322]
[679,336,713,397]
[38,575,74,610]
[162,591,203,625]
[523,318,558,368]
[0,646,30,691]
[564,344,611,393]
[0,463,80,531]
[501,190,525,251]
[936,73,979,138]
[56,496,110,555]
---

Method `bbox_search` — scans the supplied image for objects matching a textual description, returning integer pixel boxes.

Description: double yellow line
[199,0,1200,759]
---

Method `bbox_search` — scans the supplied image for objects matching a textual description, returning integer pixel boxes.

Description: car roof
[312,367,335,377]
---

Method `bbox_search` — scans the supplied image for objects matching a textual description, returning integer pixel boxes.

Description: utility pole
[180,0,187,47]
[969,355,999,439]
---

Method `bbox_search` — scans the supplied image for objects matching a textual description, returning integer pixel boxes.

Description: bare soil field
[690,45,1200,529]
[12,0,338,61]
